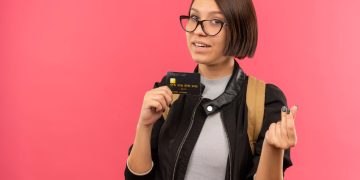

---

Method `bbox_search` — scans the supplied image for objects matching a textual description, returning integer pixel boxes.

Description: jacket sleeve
[124,77,168,180]
[246,83,293,179]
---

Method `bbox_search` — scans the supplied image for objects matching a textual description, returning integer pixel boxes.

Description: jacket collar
[193,59,247,115]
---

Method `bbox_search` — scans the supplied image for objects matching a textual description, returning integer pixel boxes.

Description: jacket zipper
[221,111,232,180]
[171,97,202,180]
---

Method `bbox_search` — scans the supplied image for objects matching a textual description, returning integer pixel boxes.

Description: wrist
[137,121,153,132]
[264,139,285,153]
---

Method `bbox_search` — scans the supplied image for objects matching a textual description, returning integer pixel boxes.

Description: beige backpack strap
[162,94,180,120]
[246,75,266,155]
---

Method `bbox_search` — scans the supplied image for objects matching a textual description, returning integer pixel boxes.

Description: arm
[127,123,154,174]
[254,137,285,180]
[124,117,165,180]
[125,84,172,179]
[254,85,298,180]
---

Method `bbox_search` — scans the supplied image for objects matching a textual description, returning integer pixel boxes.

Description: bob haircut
[188,0,258,59]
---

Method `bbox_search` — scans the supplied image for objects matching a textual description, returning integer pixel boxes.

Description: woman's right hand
[138,86,173,128]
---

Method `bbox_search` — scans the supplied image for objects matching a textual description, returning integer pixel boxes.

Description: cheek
[186,33,191,45]
[213,33,227,53]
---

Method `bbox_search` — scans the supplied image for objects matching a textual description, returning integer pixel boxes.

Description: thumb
[289,105,299,120]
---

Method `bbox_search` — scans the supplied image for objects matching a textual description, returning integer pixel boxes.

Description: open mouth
[192,41,211,48]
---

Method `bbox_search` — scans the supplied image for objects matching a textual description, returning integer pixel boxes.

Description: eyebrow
[190,8,223,15]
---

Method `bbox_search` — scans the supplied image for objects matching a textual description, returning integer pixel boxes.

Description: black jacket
[125,60,292,180]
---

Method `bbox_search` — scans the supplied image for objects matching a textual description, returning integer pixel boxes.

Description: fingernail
[295,104,299,110]
[281,106,287,113]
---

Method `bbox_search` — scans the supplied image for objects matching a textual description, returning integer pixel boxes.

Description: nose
[193,23,207,36]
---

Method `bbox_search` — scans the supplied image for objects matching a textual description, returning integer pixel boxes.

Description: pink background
[1,0,359,179]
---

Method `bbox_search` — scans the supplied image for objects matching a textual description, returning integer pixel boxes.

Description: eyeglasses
[179,15,227,36]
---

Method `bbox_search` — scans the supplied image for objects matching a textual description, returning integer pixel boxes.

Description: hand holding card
[166,72,201,95]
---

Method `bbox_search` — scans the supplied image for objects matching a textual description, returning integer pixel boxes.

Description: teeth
[194,42,209,47]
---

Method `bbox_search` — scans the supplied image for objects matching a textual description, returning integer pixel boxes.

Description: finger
[281,105,288,128]
[290,105,299,120]
[154,87,173,105]
[158,86,173,97]
[275,122,283,143]
[148,100,163,113]
[269,123,276,135]
[153,91,172,106]
[151,95,168,111]
[286,107,296,134]
[280,113,289,143]
[286,114,297,146]
[283,106,297,144]
[280,106,288,144]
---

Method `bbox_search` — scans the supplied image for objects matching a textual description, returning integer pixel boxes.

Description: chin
[190,54,214,65]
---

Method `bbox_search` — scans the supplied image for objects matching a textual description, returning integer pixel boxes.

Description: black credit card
[166,72,201,95]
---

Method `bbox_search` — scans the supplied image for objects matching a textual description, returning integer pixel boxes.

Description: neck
[198,58,234,80]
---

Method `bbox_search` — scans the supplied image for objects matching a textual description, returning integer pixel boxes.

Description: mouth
[192,41,212,48]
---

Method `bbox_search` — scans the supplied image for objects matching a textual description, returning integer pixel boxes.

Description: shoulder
[264,83,287,106]
[245,75,287,105]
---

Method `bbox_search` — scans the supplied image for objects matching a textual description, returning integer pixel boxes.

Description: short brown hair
[188,0,258,59]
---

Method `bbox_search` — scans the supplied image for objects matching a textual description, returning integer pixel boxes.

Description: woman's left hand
[265,105,298,149]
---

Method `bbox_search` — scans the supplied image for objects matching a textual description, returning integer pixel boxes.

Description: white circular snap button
[207,106,213,112]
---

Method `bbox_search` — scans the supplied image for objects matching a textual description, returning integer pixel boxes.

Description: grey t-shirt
[184,74,231,180]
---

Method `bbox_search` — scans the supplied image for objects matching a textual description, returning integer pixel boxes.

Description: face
[186,0,232,66]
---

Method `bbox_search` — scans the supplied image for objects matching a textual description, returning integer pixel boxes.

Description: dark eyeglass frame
[179,15,227,36]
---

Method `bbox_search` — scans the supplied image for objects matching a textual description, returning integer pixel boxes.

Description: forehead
[190,0,223,15]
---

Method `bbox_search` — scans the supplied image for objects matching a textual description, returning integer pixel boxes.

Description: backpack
[162,75,265,155]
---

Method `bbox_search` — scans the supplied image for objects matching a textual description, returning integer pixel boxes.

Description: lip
[191,40,212,53]
[192,40,211,47]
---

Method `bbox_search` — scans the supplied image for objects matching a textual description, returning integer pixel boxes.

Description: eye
[210,19,223,25]
[190,15,199,22]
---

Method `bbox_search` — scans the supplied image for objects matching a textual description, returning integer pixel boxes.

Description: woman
[125,0,298,179]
